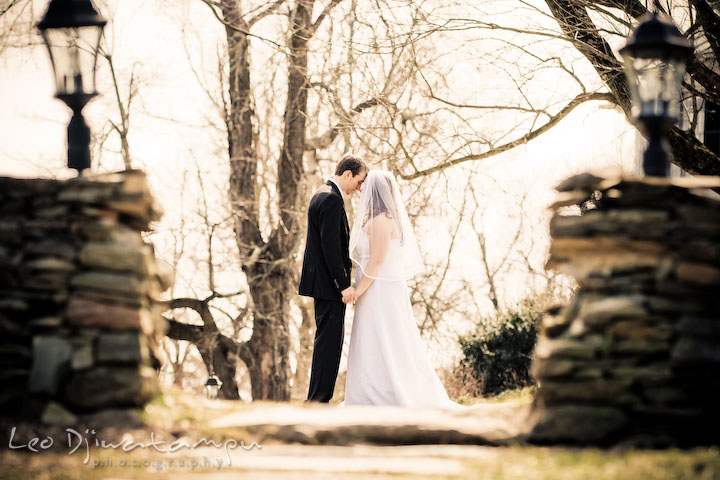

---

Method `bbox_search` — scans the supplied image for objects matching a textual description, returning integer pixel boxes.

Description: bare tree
[156,0,352,401]
[404,1,719,177]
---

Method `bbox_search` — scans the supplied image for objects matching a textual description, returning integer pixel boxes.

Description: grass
[461,446,720,480]
[455,386,537,406]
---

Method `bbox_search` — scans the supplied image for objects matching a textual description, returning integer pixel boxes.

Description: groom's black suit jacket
[298,181,351,301]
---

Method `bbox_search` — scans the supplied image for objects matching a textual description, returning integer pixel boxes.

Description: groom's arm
[318,196,351,294]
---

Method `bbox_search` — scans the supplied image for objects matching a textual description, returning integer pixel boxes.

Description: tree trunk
[293,299,316,399]
[218,0,327,401]
[211,337,240,400]
[245,273,292,400]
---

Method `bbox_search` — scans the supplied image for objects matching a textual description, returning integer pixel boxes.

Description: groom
[299,153,367,402]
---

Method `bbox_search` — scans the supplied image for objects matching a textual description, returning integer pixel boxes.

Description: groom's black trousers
[307,299,346,402]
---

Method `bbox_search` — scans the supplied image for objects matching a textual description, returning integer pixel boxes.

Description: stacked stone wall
[530,170,720,445]
[0,170,172,421]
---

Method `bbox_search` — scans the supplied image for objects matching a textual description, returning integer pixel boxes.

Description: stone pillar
[0,170,173,420]
[530,170,720,445]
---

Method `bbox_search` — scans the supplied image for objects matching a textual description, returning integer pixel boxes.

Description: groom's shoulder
[310,185,339,204]
[309,187,342,217]
[314,184,333,196]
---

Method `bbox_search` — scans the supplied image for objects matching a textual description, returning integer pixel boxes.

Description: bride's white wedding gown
[344,233,460,408]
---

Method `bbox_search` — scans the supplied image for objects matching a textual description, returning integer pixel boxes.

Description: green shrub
[458,301,539,396]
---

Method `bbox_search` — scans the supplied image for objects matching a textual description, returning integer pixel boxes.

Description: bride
[343,170,460,408]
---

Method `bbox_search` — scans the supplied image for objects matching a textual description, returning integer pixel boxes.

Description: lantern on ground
[205,375,222,399]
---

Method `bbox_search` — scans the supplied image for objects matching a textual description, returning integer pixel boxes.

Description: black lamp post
[36,0,106,174]
[619,9,693,177]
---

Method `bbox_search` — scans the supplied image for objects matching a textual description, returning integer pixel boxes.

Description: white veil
[349,170,424,281]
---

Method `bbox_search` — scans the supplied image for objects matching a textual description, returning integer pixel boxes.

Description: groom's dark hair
[335,153,366,176]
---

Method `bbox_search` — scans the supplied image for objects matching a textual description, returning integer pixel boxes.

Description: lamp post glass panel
[620,11,692,177]
[36,0,106,173]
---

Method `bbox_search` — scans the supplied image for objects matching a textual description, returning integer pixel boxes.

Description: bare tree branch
[400,92,615,180]
[310,0,343,34]
[0,0,22,18]
[306,92,381,150]
[247,0,286,27]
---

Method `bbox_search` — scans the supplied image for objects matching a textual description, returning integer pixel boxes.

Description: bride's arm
[355,216,392,298]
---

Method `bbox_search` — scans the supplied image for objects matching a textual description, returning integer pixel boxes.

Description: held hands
[341,286,357,305]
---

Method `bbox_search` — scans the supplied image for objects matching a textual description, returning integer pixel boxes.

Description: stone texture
[64,365,160,409]
[96,333,150,364]
[530,406,628,444]
[71,272,147,297]
[71,342,94,370]
[73,217,119,241]
[66,296,153,333]
[79,408,142,428]
[23,219,67,238]
[34,205,69,218]
[531,359,575,378]
[25,258,75,272]
[29,316,63,329]
[531,171,720,446]
[674,262,720,285]
[677,241,720,264]
[609,365,672,386]
[0,220,22,245]
[536,379,633,403]
[534,336,603,360]
[79,242,153,275]
[609,321,673,340]
[540,306,572,338]
[70,288,146,307]
[0,170,171,418]
[647,296,706,314]
[41,401,78,425]
[548,238,667,281]
[29,336,72,395]
[606,208,669,224]
[58,187,115,204]
[643,387,688,406]
[675,315,720,338]
[612,339,670,356]
[672,338,720,363]
[22,271,70,291]
[579,295,647,326]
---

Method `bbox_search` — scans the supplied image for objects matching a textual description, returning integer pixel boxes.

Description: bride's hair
[369,175,395,218]
[363,173,403,242]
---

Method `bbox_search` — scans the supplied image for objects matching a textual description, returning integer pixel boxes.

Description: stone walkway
[144,397,532,478]
[113,400,529,478]
[207,401,532,446]
[163,444,498,479]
